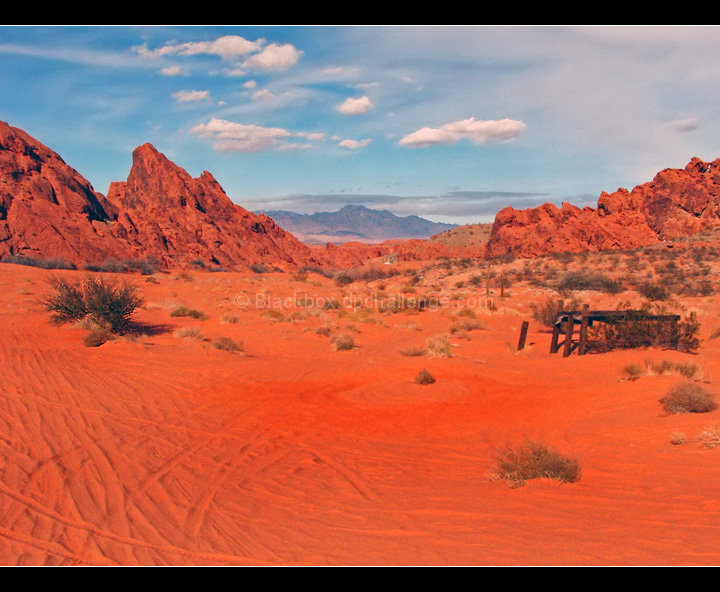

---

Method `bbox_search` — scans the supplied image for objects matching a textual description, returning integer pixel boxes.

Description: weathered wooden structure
[548,300,681,357]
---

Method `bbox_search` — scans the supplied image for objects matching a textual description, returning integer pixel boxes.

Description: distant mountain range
[259,205,457,244]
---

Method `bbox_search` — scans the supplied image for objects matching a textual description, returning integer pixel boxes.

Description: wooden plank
[517,321,529,351]
[563,313,574,357]
[578,304,590,355]
[550,300,564,354]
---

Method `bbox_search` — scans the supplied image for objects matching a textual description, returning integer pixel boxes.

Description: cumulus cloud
[666,117,699,133]
[339,138,372,149]
[243,79,257,89]
[172,89,210,103]
[336,95,374,115]
[159,65,184,76]
[241,43,302,71]
[134,35,301,72]
[399,117,526,148]
[135,35,262,60]
[191,117,323,153]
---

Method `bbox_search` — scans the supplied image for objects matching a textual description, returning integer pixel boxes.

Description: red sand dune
[2,263,720,565]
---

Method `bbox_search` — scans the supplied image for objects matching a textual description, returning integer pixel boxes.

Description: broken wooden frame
[547,300,681,357]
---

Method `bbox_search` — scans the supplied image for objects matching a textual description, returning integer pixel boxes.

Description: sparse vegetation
[494,442,581,488]
[427,334,452,358]
[331,333,355,351]
[212,336,243,353]
[1,255,76,270]
[44,276,143,334]
[698,425,720,448]
[400,346,426,357]
[170,306,207,320]
[660,382,717,414]
[670,431,687,446]
[173,327,204,340]
[84,328,111,347]
[414,369,436,385]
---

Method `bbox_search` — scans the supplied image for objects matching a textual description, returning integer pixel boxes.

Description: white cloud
[339,138,372,149]
[243,79,257,89]
[666,117,699,133]
[191,118,322,153]
[336,95,374,115]
[135,35,262,61]
[252,88,275,102]
[159,65,184,76]
[242,43,302,71]
[172,89,210,103]
[399,117,526,148]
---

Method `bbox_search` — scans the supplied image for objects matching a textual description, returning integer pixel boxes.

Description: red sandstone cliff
[485,157,720,258]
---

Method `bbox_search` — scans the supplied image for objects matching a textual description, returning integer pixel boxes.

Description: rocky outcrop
[0,121,327,268]
[105,143,326,268]
[485,157,720,258]
[0,120,127,262]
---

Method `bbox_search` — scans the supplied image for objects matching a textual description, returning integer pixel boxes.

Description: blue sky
[1,25,720,224]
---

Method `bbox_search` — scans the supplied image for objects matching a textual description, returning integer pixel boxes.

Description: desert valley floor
[2,245,720,565]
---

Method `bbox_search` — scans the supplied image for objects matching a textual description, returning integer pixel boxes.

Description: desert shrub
[495,442,581,487]
[334,272,354,287]
[457,308,477,319]
[250,264,270,274]
[450,318,486,334]
[221,315,239,324]
[84,329,111,347]
[556,270,622,294]
[427,334,452,358]
[261,310,285,322]
[660,382,717,414]
[400,346,426,357]
[670,431,687,446]
[44,276,142,333]
[1,255,76,270]
[331,333,355,351]
[698,425,720,448]
[212,336,243,353]
[622,363,645,381]
[316,325,333,337]
[173,327,204,340]
[415,369,436,385]
[637,281,670,301]
[170,306,207,320]
[323,299,341,310]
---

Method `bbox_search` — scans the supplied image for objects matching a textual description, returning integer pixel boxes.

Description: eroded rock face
[0,122,327,268]
[0,120,125,262]
[105,143,326,268]
[485,157,720,258]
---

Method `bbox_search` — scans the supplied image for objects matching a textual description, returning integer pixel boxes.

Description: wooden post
[550,299,564,354]
[517,321,529,351]
[578,304,590,355]
[563,312,574,357]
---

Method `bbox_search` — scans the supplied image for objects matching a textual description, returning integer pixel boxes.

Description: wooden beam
[550,300,564,354]
[563,313,574,357]
[517,321,529,351]
[578,303,590,355]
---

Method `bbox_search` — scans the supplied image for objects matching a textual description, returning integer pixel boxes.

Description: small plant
[331,333,355,351]
[212,336,243,353]
[43,276,142,334]
[414,369,436,385]
[250,263,270,274]
[334,273,354,287]
[698,425,720,448]
[670,431,687,446]
[427,334,452,358]
[400,346,426,357]
[494,442,581,488]
[660,382,717,414]
[173,327,204,340]
[261,309,286,322]
[316,325,333,337]
[450,318,486,334]
[170,306,207,320]
[221,315,239,324]
[622,363,645,381]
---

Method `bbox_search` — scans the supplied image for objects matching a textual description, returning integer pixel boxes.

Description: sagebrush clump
[44,276,143,333]
[660,382,717,414]
[495,442,581,488]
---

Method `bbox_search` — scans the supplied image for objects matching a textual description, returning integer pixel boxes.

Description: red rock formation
[105,143,327,268]
[0,120,126,262]
[485,157,720,258]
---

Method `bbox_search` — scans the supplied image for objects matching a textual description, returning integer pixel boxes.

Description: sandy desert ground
[2,249,720,565]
